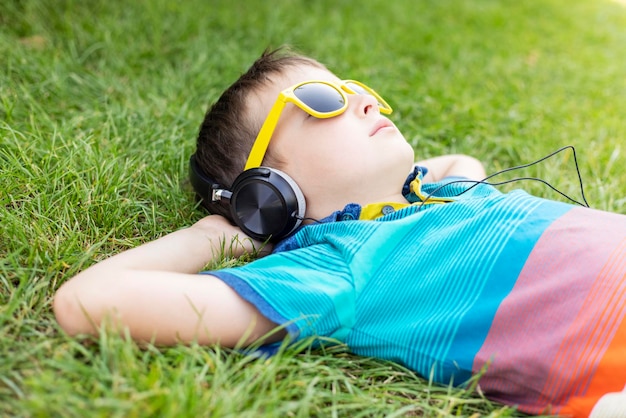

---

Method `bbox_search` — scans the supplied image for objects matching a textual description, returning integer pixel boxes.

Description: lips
[370,118,395,136]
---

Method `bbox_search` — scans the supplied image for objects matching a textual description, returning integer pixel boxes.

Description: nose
[350,93,379,117]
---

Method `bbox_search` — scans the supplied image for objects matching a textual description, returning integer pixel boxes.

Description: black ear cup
[230,167,305,241]
[189,154,306,242]
[189,154,221,206]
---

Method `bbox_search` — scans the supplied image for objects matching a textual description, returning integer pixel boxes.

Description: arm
[416,154,486,183]
[53,215,285,347]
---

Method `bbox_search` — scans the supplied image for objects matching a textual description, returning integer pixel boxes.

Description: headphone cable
[417,145,590,209]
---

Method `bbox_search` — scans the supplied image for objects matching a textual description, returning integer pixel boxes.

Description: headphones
[189,154,306,242]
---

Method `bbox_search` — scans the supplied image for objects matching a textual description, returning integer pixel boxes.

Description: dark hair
[194,47,325,221]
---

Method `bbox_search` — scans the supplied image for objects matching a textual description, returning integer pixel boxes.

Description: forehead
[267,65,340,97]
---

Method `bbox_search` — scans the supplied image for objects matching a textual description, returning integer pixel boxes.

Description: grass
[1,0,625,416]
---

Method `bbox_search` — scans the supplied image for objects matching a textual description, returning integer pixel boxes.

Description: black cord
[418,146,590,209]
[293,213,322,224]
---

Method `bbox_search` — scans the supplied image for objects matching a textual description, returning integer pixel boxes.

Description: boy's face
[249,64,415,218]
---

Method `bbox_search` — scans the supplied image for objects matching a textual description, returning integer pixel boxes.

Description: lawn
[1,0,625,416]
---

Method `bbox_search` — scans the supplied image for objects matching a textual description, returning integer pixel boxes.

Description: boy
[54,48,626,417]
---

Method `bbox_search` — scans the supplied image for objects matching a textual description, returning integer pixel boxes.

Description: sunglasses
[244,79,392,170]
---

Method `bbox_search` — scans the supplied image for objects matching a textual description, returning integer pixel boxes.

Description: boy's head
[194,47,325,221]
[194,47,414,225]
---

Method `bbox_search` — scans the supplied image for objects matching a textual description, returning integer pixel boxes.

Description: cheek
[305,144,362,171]
[285,145,349,187]
[276,121,370,176]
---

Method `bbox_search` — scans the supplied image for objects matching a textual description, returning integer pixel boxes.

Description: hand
[191,215,274,258]
[417,154,486,182]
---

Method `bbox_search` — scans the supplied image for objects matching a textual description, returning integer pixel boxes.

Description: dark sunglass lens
[293,83,344,113]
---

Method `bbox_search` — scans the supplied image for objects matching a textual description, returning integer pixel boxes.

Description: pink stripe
[472,207,626,414]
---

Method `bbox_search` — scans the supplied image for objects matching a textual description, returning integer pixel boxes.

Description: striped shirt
[208,167,626,417]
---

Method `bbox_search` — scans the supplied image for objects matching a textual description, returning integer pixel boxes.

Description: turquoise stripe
[345,190,566,383]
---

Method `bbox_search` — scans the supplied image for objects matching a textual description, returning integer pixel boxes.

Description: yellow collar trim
[358,176,455,220]
[359,201,411,220]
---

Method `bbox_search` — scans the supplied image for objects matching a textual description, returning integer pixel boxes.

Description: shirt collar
[272,165,429,253]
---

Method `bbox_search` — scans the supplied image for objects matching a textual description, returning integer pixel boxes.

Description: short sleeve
[208,242,356,342]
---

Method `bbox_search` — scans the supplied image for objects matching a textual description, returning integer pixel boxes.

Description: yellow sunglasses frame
[244,79,392,170]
